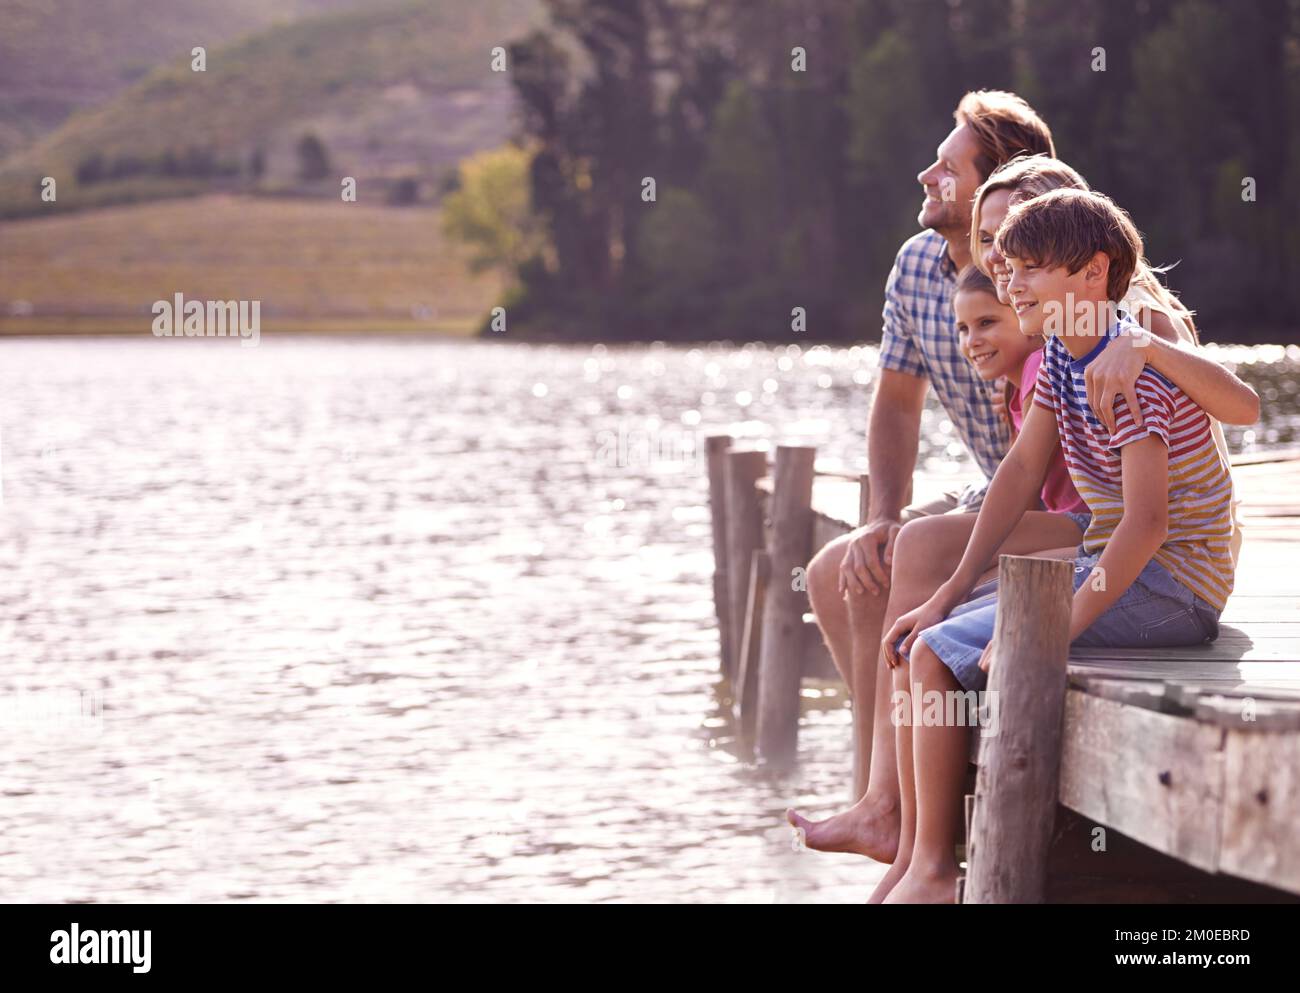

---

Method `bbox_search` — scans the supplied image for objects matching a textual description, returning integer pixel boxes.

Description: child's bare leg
[884,640,970,904]
[867,658,918,902]
[790,512,1081,860]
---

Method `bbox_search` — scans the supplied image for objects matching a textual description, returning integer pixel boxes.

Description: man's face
[916,124,984,235]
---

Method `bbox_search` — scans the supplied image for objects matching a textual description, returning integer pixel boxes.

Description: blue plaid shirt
[879,229,1013,508]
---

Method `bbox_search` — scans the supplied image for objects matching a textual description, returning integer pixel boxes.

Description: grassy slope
[0,195,503,334]
[0,0,542,215]
[0,0,363,159]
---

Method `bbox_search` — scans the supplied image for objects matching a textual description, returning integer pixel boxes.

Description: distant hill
[0,0,365,160]
[0,0,544,216]
[0,194,503,333]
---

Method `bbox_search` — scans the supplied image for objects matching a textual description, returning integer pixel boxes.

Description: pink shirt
[1007,349,1088,515]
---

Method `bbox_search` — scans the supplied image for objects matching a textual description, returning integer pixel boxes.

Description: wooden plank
[811,513,847,558]
[724,449,769,683]
[1071,678,1180,714]
[1073,630,1300,650]
[805,454,1300,530]
[1058,690,1225,872]
[1215,624,1300,637]
[705,434,735,676]
[1071,643,1300,662]
[806,471,968,529]
[734,550,770,742]
[1220,599,1300,622]
[1165,681,1300,707]
[800,615,839,681]
[1228,447,1300,466]
[1067,659,1300,682]
[1218,730,1300,895]
[1194,696,1300,732]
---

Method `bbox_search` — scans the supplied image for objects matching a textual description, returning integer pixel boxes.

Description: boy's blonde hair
[972,153,1199,341]
[995,188,1141,304]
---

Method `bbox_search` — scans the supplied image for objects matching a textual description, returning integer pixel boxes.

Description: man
[786,91,1055,861]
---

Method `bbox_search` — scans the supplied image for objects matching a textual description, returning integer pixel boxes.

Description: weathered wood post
[847,471,872,798]
[756,444,816,769]
[734,549,770,747]
[723,448,769,684]
[964,554,1073,904]
[705,434,735,674]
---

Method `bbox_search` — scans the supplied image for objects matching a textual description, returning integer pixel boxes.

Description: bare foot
[786,793,900,863]
[866,858,909,903]
[882,866,958,904]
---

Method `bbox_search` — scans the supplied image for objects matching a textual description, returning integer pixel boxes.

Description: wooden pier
[706,437,1300,902]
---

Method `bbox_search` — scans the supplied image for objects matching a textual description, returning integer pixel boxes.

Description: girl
[857,267,1088,903]
[953,264,1089,534]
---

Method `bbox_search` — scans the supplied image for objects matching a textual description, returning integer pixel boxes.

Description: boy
[871,188,1234,904]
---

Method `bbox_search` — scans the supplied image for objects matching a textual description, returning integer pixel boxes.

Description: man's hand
[1083,326,1152,434]
[881,589,960,668]
[977,639,995,673]
[838,518,902,598]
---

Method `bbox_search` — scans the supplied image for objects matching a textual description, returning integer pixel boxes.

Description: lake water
[0,336,1295,903]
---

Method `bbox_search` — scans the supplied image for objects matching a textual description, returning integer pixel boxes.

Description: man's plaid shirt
[878,229,1013,508]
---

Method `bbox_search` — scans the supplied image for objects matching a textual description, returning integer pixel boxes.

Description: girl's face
[954,287,1040,382]
[973,188,1013,304]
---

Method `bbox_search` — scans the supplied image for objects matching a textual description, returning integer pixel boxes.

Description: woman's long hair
[970,154,1199,343]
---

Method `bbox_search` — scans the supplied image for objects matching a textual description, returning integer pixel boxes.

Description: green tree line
[494,0,1298,343]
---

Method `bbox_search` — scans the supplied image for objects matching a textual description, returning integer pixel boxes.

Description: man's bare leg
[789,511,1083,860]
[784,523,919,863]
[789,522,972,862]
[799,527,884,795]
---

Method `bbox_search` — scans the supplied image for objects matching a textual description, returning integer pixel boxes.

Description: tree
[296,132,331,182]
[441,144,545,278]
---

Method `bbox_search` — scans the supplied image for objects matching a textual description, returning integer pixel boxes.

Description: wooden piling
[964,554,1074,903]
[734,549,770,746]
[756,445,816,769]
[848,471,872,798]
[857,472,871,528]
[723,448,769,684]
[705,434,734,674]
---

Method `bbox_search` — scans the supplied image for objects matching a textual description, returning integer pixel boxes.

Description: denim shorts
[899,549,1221,692]
[1062,510,1091,535]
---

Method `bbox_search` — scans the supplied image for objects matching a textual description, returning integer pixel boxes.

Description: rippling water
[0,336,1295,903]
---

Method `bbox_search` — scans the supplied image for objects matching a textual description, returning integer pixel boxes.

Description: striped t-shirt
[1033,317,1236,611]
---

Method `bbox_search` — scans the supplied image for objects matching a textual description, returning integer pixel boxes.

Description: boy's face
[1004,252,1108,337]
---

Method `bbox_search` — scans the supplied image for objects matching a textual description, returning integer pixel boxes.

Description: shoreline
[0,316,483,337]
